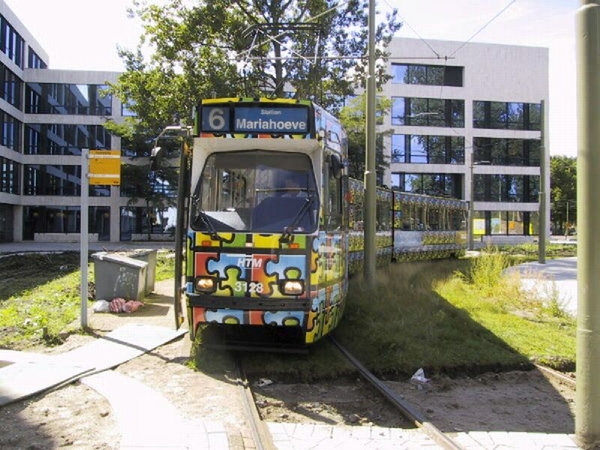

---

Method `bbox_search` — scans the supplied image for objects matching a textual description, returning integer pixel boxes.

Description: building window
[474,137,540,166]
[1,111,20,151]
[0,156,19,194]
[24,165,82,196]
[473,174,540,202]
[121,101,136,117]
[121,135,155,157]
[22,206,110,241]
[25,124,112,156]
[120,169,177,198]
[476,210,537,236]
[392,134,465,164]
[473,101,541,130]
[120,206,175,240]
[0,63,22,108]
[392,64,463,87]
[391,172,462,198]
[25,83,112,115]
[28,48,47,69]
[0,16,24,68]
[392,97,464,128]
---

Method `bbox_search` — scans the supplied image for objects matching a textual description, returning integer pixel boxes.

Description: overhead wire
[449,0,518,57]
[382,0,520,157]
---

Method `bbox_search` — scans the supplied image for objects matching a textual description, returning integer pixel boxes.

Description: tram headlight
[281,280,304,295]
[194,276,215,293]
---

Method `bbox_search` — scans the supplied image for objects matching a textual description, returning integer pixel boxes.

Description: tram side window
[323,155,342,231]
[428,208,440,231]
[376,201,391,231]
[401,203,411,230]
[414,206,425,230]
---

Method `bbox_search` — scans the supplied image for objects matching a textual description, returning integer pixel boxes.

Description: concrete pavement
[504,257,577,316]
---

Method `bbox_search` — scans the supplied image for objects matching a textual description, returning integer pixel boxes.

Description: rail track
[535,363,576,388]
[232,341,575,450]
[329,336,464,450]
[233,354,277,450]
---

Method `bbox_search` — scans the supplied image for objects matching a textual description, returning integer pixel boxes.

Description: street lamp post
[468,159,490,251]
[150,125,191,329]
[468,160,475,251]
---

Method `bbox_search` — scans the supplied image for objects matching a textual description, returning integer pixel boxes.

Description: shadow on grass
[0,252,82,300]
[231,258,575,434]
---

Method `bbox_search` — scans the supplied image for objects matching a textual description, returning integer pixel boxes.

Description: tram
[155,97,467,346]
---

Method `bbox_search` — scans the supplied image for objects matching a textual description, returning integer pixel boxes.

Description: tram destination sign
[201,104,309,134]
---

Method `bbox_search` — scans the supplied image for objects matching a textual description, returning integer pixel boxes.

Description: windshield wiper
[191,196,224,242]
[280,195,315,244]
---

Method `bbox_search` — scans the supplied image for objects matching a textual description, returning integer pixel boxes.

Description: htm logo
[237,255,263,268]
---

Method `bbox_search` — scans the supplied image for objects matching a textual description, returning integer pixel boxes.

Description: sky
[4,0,579,157]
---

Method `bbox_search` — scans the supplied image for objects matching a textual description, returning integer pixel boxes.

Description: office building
[0,1,173,244]
[382,37,549,245]
[0,3,549,245]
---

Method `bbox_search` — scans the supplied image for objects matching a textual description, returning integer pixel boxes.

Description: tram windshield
[192,150,319,233]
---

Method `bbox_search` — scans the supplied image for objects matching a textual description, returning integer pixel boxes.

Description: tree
[338,93,391,183]
[121,162,179,240]
[550,155,576,235]
[104,1,402,230]
[106,0,401,123]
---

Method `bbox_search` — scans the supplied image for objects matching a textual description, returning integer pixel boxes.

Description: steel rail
[535,363,576,388]
[233,355,277,450]
[329,336,463,450]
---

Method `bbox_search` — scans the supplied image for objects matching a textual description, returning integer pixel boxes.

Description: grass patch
[0,250,176,349]
[1,248,576,380]
[241,251,575,380]
[498,242,576,261]
[437,251,575,369]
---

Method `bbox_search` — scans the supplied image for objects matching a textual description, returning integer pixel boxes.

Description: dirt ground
[254,369,576,434]
[0,332,576,449]
[0,277,577,449]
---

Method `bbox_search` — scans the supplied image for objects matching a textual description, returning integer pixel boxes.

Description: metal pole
[566,200,570,239]
[538,100,546,264]
[364,0,376,282]
[468,159,474,251]
[80,149,89,328]
[576,1,600,447]
[173,137,187,329]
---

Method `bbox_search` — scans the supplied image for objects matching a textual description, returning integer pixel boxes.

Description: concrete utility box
[92,252,148,302]
[128,249,157,295]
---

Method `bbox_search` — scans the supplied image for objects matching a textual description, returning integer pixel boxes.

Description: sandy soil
[0,278,576,449]
[254,369,576,435]
[0,332,576,450]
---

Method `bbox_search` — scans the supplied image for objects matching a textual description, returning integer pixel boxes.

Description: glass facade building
[384,38,549,243]
[0,5,550,245]
[0,0,177,243]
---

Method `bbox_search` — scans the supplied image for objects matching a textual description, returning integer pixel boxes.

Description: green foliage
[468,250,513,295]
[155,250,176,281]
[335,260,530,377]
[0,268,84,348]
[339,94,392,181]
[550,155,576,233]
[0,251,176,349]
[109,0,402,129]
[499,243,577,260]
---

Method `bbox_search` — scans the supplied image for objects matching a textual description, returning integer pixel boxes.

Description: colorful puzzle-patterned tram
[165,97,467,347]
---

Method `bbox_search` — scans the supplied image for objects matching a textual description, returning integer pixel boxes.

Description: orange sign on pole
[89,150,121,185]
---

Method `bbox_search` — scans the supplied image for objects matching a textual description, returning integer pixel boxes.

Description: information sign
[89,150,121,185]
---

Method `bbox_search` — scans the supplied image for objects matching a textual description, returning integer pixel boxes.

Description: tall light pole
[150,125,191,329]
[468,158,475,251]
[364,0,376,282]
[538,99,546,264]
[468,159,490,251]
[576,1,600,447]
